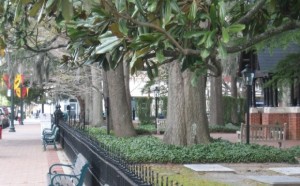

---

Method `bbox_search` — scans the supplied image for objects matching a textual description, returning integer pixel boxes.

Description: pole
[246,84,251,144]
[106,97,110,135]
[155,96,158,129]
[20,85,24,125]
[9,83,15,132]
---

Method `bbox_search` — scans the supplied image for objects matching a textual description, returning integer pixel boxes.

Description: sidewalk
[0,119,69,186]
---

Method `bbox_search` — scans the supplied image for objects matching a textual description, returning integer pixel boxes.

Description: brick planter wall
[289,113,300,140]
[261,113,289,125]
[249,108,262,125]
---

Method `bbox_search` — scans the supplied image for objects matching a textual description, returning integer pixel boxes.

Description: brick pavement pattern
[0,122,64,186]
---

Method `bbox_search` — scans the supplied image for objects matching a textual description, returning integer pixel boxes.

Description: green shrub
[85,127,298,164]
[136,97,153,123]
[222,96,246,124]
[135,124,156,135]
[286,146,300,158]
[209,123,240,133]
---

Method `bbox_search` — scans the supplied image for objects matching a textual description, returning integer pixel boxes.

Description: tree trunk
[91,65,104,126]
[76,95,85,125]
[163,62,210,146]
[84,66,93,125]
[123,60,132,118]
[106,63,136,137]
[209,75,224,125]
[102,70,112,127]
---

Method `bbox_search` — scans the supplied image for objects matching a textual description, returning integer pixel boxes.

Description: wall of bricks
[250,113,261,125]
[289,113,300,140]
[261,113,289,125]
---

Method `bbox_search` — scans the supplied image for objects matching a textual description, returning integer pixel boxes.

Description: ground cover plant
[86,127,298,164]
[135,123,240,135]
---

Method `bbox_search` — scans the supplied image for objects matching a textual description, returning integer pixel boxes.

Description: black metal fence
[54,106,182,186]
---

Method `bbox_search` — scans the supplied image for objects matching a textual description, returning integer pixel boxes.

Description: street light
[242,64,254,144]
[8,82,15,132]
[154,86,160,129]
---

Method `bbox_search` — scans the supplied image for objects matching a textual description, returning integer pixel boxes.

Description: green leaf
[130,47,150,68]
[156,50,165,63]
[221,27,229,43]
[184,31,206,39]
[147,0,157,12]
[197,32,209,46]
[116,0,126,12]
[0,37,7,48]
[139,33,162,43]
[218,1,226,22]
[170,0,181,13]
[209,4,217,28]
[109,23,124,38]
[227,24,245,33]
[162,0,172,27]
[200,49,210,59]
[119,19,129,36]
[218,42,227,58]
[14,0,22,23]
[205,30,217,48]
[135,0,146,14]
[45,0,57,12]
[95,33,123,54]
[37,1,45,23]
[188,0,197,21]
[61,0,73,21]
[29,0,44,17]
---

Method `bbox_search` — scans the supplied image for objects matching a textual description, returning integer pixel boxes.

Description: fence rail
[58,120,183,186]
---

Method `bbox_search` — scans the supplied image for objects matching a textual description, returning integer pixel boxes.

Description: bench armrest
[49,163,73,173]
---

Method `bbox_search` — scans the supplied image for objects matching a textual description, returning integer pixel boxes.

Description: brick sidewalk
[0,122,68,186]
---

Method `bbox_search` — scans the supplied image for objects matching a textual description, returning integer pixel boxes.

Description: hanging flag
[22,87,27,98]
[15,88,21,98]
[15,87,28,98]
[14,74,22,89]
[2,74,10,88]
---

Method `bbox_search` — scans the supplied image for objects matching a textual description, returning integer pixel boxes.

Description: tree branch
[24,43,68,53]
[226,21,300,53]
[236,0,266,24]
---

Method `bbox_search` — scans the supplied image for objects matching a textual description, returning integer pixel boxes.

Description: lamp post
[20,84,24,125]
[154,86,160,129]
[242,65,254,144]
[9,83,15,132]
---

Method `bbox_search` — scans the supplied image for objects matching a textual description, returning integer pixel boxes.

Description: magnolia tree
[1,0,300,145]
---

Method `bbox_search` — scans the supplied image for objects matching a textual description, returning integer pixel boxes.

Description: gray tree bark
[84,66,93,125]
[91,65,104,126]
[209,76,224,126]
[106,62,136,137]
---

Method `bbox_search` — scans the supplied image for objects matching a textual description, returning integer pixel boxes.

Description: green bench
[42,127,59,151]
[47,153,89,186]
